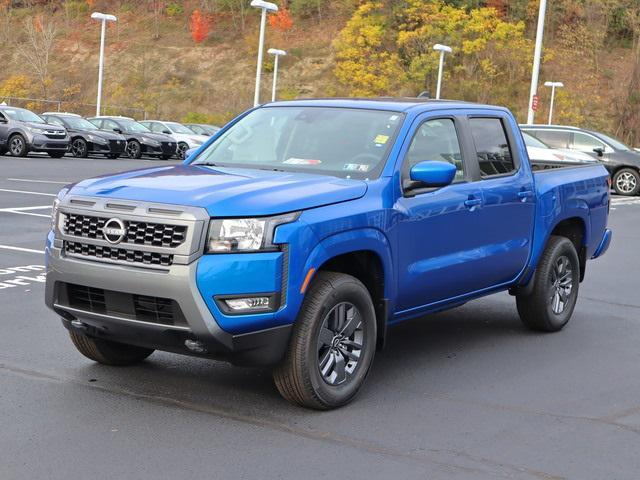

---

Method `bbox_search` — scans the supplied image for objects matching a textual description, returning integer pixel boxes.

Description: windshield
[522,131,549,149]
[191,107,403,179]
[62,116,99,130]
[2,108,45,123]
[167,122,194,134]
[594,132,631,151]
[118,119,151,133]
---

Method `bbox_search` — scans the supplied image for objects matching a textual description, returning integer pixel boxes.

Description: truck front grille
[63,213,187,248]
[65,283,187,328]
[65,241,174,267]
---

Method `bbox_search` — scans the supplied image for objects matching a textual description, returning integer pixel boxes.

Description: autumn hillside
[0,0,639,143]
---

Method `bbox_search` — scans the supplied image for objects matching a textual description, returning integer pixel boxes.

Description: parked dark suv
[41,113,127,159]
[87,116,177,160]
[521,124,640,196]
[0,106,69,158]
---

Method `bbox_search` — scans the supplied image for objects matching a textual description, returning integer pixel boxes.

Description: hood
[69,164,367,216]
[24,121,65,133]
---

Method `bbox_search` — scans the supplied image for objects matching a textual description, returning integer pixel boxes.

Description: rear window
[469,118,515,177]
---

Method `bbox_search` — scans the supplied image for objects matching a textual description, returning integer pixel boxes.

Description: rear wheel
[69,331,154,366]
[71,138,88,158]
[273,271,377,409]
[612,168,640,196]
[177,142,189,159]
[8,134,27,157]
[516,236,580,332]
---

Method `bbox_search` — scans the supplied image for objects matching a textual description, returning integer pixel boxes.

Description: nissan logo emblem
[103,218,127,244]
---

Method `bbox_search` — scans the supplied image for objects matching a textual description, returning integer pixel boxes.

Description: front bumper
[45,243,292,366]
[89,139,126,155]
[31,134,69,152]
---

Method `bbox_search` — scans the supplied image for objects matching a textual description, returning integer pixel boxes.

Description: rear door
[468,115,535,286]
[0,111,9,147]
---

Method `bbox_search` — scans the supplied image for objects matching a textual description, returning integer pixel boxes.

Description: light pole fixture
[544,81,564,125]
[433,44,452,100]
[91,12,117,117]
[267,48,286,102]
[527,0,548,124]
[250,0,278,107]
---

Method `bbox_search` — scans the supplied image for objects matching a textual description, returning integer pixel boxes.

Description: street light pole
[433,44,452,100]
[91,12,117,117]
[268,48,286,102]
[527,0,547,124]
[251,0,278,107]
[544,81,564,125]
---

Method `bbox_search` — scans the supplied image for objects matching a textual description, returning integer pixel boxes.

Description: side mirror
[593,147,605,157]
[409,161,457,189]
[162,129,172,135]
[184,147,198,162]
[113,128,123,134]
[0,117,7,124]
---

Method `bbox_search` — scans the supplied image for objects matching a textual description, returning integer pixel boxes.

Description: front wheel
[71,138,88,158]
[9,134,27,157]
[273,271,377,410]
[177,142,189,159]
[69,331,154,366]
[516,236,580,332]
[612,168,640,196]
[126,140,142,159]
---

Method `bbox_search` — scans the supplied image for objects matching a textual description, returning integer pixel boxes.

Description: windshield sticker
[284,158,322,165]
[343,163,371,172]
[374,134,389,145]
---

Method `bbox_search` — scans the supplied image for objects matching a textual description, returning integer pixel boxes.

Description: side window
[534,130,570,149]
[103,120,119,131]
[88,119,102,129]
[405,118,464,181]
[469,118,515,177]
[149,122,163,133]
[572,132,605,153]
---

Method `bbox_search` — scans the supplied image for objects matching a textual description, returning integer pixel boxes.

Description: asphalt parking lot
[1,154,639,480]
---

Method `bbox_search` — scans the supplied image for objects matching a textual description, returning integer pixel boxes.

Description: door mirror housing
[593,147,605,157]
[113,127,123,134]
[409,161,457,189]
[162,129,172,134]
[0,117,7,124]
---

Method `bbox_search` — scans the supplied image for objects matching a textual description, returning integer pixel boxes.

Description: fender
[302,228,394,297]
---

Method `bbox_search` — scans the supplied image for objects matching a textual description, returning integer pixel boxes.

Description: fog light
[224,297,271,312]
[184,339,207,353]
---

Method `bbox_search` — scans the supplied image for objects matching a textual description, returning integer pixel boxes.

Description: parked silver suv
[0,106,70,158]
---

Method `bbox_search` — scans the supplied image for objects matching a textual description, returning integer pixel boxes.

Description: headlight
[143,138,160,146]
[87,134,107,144]
[205,212,299,253]
[29,126,46,134]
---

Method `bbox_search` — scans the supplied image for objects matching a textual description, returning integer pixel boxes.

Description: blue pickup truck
[45,99,612,409]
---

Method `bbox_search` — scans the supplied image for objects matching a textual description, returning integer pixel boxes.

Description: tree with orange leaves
[268,7,293,33]
[189,10,211,44]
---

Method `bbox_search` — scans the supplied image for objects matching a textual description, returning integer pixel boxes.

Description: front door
[395,115,486,313]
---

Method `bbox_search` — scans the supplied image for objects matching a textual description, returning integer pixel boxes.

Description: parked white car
[140,120,209,159]
[522,131,598,169]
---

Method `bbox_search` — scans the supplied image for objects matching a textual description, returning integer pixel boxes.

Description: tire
[273,271,377,410]
[71,137,88,158]
[177,142,189,159]
[8,134,28,157]
[48,151,66,158]
[612,168,640,196]
[126,139,142,159]
[69,331,154,366]
[516,236,580,332]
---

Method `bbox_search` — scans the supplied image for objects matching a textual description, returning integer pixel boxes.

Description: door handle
[464,198,482,209]
[517,190,534,201]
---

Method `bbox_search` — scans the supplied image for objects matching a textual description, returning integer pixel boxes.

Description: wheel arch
[301,229,394,349]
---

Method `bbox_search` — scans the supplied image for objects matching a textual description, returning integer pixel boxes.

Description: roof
[520,124,582,131]
[41,112,81,117]
[88,115,135,120]
[264,97,503,113]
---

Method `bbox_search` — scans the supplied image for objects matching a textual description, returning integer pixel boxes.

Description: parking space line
[0,245,44,254]
[0,188,56,197]
[0,210,51,218]
[6,178,70,185]
[0,206,51,212]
